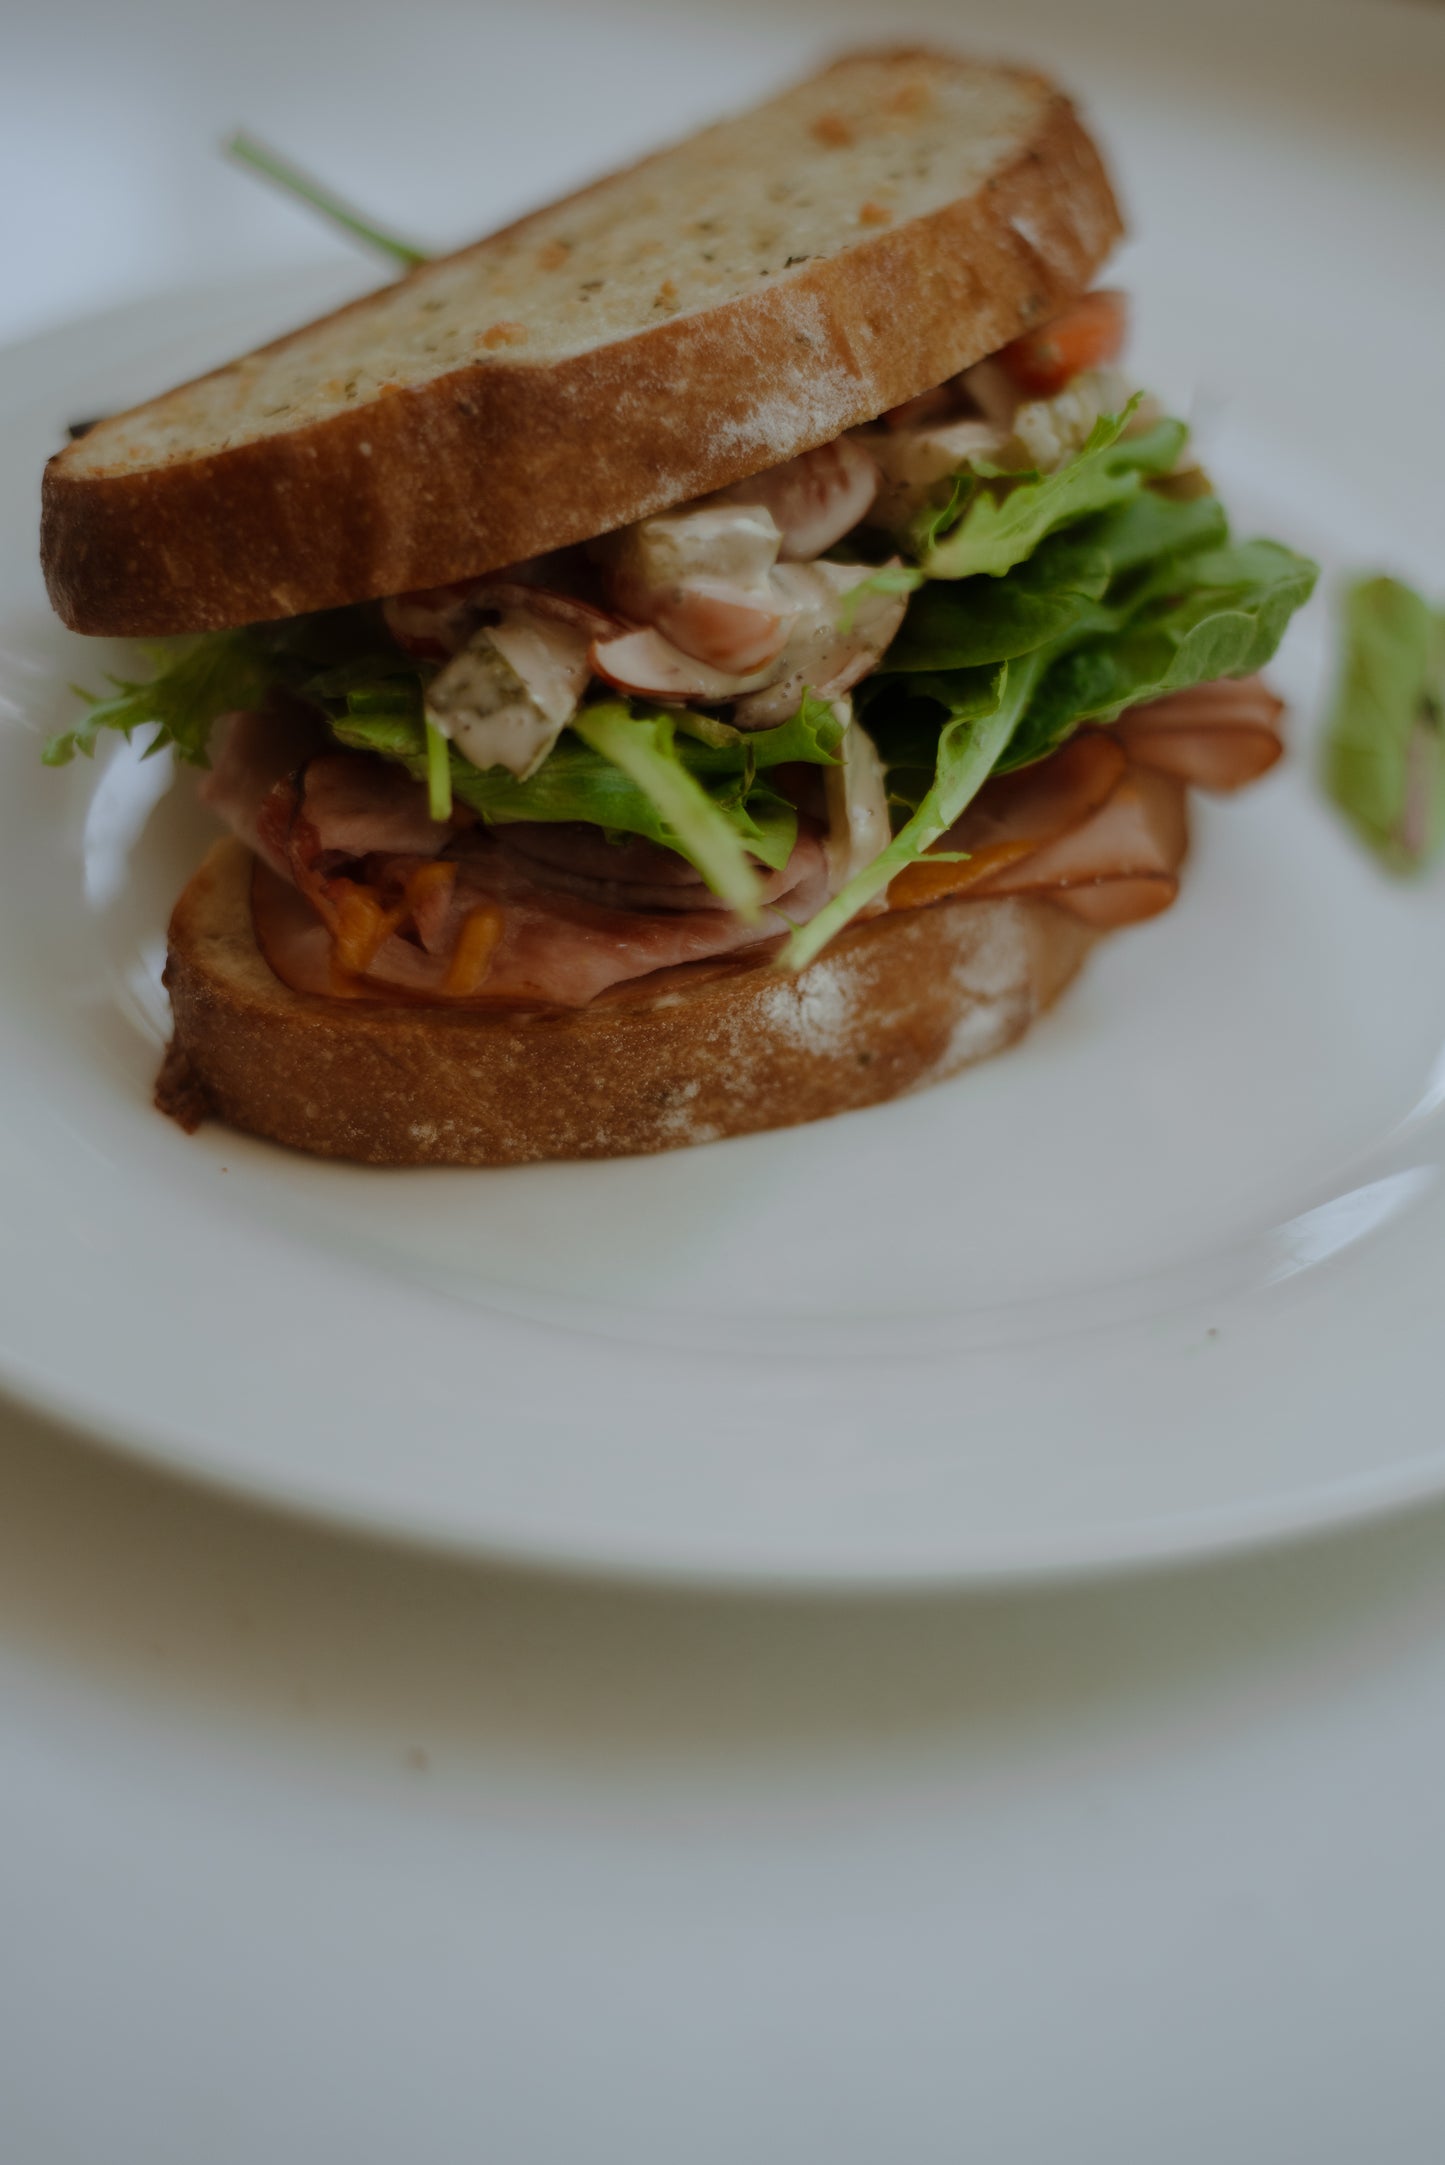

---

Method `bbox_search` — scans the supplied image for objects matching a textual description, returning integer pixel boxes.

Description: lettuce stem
[780,651,1047,972]
[224,132,430,272]
[573,703,766,919]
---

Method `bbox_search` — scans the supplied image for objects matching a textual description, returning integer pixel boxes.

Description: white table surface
[5,0,1445,2156]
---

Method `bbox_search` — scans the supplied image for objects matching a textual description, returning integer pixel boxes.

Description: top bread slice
[42,46,1123,637]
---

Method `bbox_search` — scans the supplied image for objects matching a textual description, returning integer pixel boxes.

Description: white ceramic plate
[1,0,1442,1588]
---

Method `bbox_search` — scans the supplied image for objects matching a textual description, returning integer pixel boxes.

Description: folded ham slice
[1113,676,1285,792]
[885,732,1187,928]
[490,821,809,915]
[883,679,1282,929]
[198,705,327,877]
[972,767,1188,926]
[253,825,830,1009]
[203,713,461,871]
[887,734,1128,911]
[289,751,448,861]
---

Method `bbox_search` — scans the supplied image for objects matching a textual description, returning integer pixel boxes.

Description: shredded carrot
[481,321,529,349]
[443,906,505,995]
[858,200,893,227]
[888,841,1040,911]
[331,883,406,974]
[404,859,458,913]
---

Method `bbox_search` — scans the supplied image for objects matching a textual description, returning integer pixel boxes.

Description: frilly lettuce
[43,632,275,766]
[43,608,414,768]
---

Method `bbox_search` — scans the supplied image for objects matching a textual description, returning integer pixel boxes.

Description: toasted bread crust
[160,840,1096,1164]
[44,54,1121,636]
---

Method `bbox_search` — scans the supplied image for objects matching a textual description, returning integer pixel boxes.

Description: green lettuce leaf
[68,626,833,906]
[1002,538,1319,771]
[670,687,846,772]
[42,604,401,769]
[43,631,278,767]
[1324,575,1445,873]
[915,407,1188,582]
[795,523,1319,960]
[880,491,1229,677]
[329,691,847,897]
[1071,487,1228,578]
[884,533,1112,672]
[781,653,1049,970]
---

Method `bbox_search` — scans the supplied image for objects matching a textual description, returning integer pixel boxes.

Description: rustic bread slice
[157,839,1096,1165]
[44,46,1122,637]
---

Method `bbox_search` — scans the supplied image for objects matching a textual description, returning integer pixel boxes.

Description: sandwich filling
[49,291,1317,1008]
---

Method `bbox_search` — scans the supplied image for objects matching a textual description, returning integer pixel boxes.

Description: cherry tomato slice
[996,289,1129,398]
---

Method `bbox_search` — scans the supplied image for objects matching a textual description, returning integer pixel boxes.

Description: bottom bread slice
[158,838,1097,1165]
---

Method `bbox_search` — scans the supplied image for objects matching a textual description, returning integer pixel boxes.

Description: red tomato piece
[996,289,1129,398]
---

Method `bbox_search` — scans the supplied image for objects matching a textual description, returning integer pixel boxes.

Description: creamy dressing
[822,699,892,893]
[427,612,590,780]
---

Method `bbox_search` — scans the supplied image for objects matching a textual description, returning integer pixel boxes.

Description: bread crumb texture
[66,53,1046,478]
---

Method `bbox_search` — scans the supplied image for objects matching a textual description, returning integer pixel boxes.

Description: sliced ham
[242,746,834,1009]
[885,733,1127,911]
[885,734,1187,930]
[253,825,830,1010]
[232,652,1280,1013]
[288,752,449,860]
[198,705,326,877]
[1113,677,1285,792]
[1051,875,1180,928]
[491,821,815,916]
[493,821,711,893]
[1121,727,1282,793]
[972,766,1188,921]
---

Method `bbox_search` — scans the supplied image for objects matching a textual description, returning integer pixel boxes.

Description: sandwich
[40,46,1317,1165]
